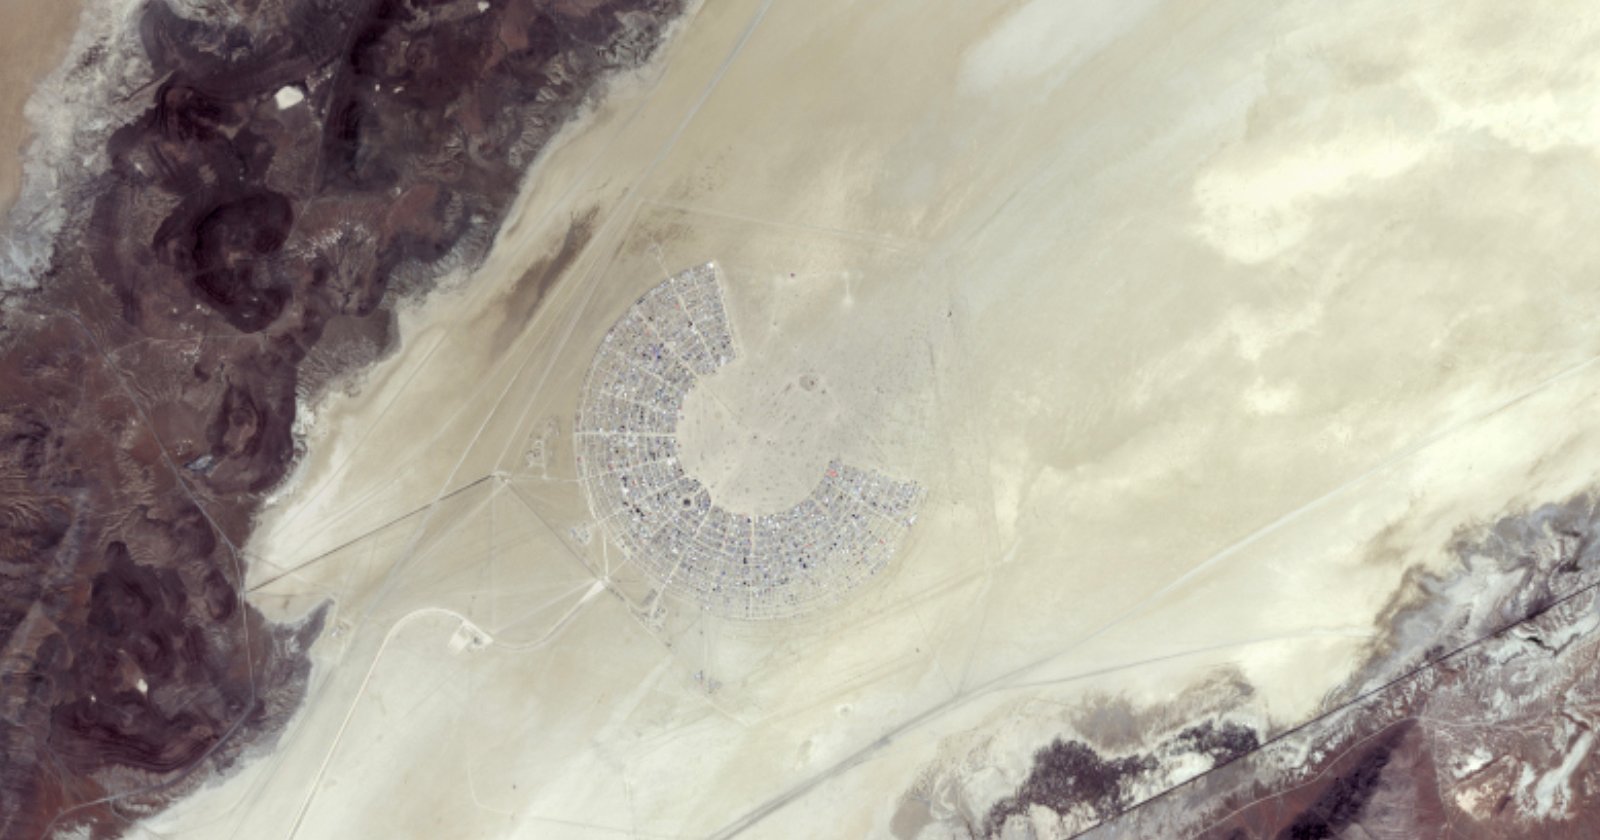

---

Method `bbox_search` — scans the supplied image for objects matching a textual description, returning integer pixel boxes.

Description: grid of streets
[575,263,924,619]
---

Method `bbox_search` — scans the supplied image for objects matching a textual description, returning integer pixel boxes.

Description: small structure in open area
[575,262,923,620]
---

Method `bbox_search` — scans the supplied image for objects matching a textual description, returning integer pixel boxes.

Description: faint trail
[280,1,780,834]
[493,580,607,650]
[704,628,1375,840]
[708,349,1600,838]
[482,0,780,475]
[282,607,469,840]
[1065,576,1600,840]
[249,475,495,593]
[349,0,776,679]
[263,0,698,560]
[283,584,607,840]
[1182,716,1420,840]
[267,329,450,543]
[640,198,924,250]
[710,563,1600,840]
[1047,347,1600,656]
[35,317,268,840]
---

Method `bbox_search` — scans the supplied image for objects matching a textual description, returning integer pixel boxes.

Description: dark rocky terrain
[1050,492,1600,840]
[982,722,1263,837]
[929,494,1600,839]
[0,0,681,837]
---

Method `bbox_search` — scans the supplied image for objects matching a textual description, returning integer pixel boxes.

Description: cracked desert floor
[17,0,1600,837]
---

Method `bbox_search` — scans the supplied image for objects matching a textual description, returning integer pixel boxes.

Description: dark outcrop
[1175,721,1261,768]
[1075,491,1600,840]
[0,0,681,836]
[985,739,1158,834]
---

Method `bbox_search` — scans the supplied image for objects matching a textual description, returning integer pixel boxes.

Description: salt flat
[139,0,1600,836]
[0,0,80,215]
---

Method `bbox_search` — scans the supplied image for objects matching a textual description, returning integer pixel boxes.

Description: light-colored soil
[677,355,845,516]
[135,0,1600,837]
[0,0,82,216]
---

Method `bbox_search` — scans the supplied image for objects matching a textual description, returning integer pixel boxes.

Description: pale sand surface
[133,0,1600,837]
[0,0,81,216]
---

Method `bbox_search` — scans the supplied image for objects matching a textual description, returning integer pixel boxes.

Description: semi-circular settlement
[575,263,923,620]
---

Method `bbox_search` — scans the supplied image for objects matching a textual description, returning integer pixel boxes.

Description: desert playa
[0,0,81,214]
[114,0,1600,837]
